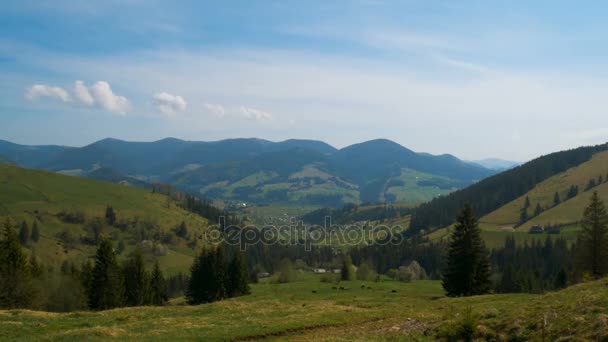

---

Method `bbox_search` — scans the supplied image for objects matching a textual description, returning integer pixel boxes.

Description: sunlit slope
[0,164,208,274]
[425,151,608,248]
[481,151,608,229]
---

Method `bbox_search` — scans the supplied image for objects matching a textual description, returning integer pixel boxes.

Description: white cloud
[25,80,129,115]
[204,103,226,117]
[239,106,273,121]
[153,92,187,116]
[25,84,71,102]
[74,80,94,106]
[89,81,129,115]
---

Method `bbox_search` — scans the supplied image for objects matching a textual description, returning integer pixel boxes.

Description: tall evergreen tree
[88,239,124,310]
[123,248,148,307]
[534,203,544,217]
[18,221,29,245]
[553,192,561,207]
[31,220,40,242]
[442,203,491,297]
[186,246,226,304]
[105,205,116,226]
[149,260,168,306]
[576,191,608,278]
[226,250,250,297]
[341,255,353,281]
[0,218,34,308]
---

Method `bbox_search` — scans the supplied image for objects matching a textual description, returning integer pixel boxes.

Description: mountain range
[0,137,496,206]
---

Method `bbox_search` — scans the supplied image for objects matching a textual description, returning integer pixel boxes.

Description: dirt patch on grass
[377,318,430,336]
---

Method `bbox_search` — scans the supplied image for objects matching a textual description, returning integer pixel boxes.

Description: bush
[57,210,86,224]
[276,259,295,283]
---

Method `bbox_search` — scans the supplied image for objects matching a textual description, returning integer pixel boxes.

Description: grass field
[0,164,209,275]
[1,274,606,341]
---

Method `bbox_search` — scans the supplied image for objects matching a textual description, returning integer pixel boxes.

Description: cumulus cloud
[204,103,226,117]
[26,80,129,115]
[73,80,95,106]
[239,106,273,121]
[153,92,187,116]
[89,81,129,115]
[25,84,71,102]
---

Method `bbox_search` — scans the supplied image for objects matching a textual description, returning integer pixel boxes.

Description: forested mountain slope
[408,143,608,235]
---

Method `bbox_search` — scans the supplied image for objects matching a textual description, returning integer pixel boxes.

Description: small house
[313,268,326,274]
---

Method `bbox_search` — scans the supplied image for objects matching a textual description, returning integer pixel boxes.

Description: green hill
[0,164,210,275]
[1,275,606,340]
[426,151,608,248]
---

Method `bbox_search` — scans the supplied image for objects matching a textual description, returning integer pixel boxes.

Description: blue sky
[2,1,608,160]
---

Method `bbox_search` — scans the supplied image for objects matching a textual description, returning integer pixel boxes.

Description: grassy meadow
[1,273,607,341]
[0,164,209,275]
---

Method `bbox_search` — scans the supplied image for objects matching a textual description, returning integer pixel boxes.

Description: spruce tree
[123,248,148,307]
[576,191,608,278]
[341,255,353,281]
[18,221,29,245]
[534,203,543,217]
[149,260,168,306]
[31,220,40,242]
[553,192,561,207]
[226,250,250,297]
[105,205,116,226]
[442,203,491,297]
[0,218,34,308]
[187,246,226,304]
[88,239,124,310]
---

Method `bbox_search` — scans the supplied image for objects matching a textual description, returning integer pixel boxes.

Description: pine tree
[186,246,226,304]
[29,253,43,279]
[0,218,34,308]
[123,248,148,307]
[149,260,168,306]
[534,203,544,217]
[553,192,561,207]
[105,205,116,226]
[341,255,353,281]
[576,191,608,278]
[18,221,29,245]
[442,203,491,297]
[226,250,250,297]
[524,196,531,209]
[519,207,528,225]
[31,221,40,242]
[88,239,124,310]
[499,265,520,293]
[175,221,188,239]
[554,268,568,289]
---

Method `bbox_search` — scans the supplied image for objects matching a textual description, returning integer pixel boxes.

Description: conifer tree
[18,221,29,245]
[553,192,561,207]
[88,239,124,310]
[341,255,353,281]
[226,250,250,297]
[149,260,168,306]
[105,205,116,226]
[576,191,608,278]
[534,203,544,217]
[442,203,491,297]
[31,220,40,242]
[0,218,34,308]
[187,246,226,304]
[123,248,148,307]
[524,196,530,209]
